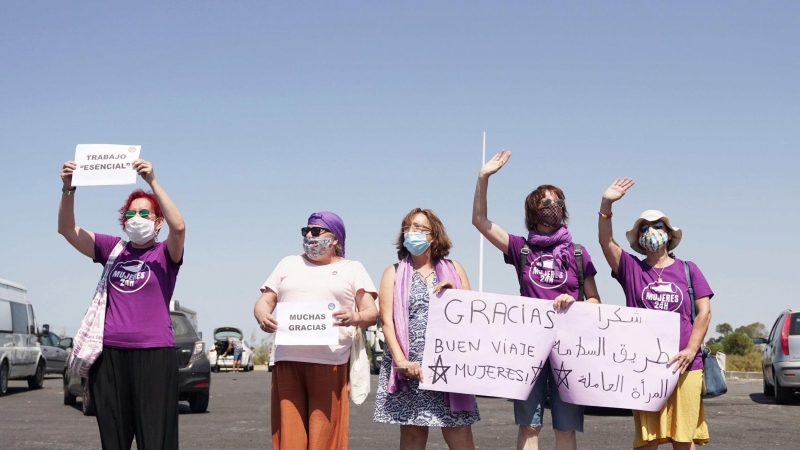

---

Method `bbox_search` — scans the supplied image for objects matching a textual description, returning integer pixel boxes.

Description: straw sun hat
[625,210,683,255]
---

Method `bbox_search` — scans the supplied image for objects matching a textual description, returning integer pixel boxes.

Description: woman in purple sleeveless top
[472,150,602,450]
[374,208,480,449]
[58,159,185,450]
[598,178,713,449]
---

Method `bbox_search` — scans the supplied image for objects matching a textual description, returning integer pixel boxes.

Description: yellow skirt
[633,369,709,448]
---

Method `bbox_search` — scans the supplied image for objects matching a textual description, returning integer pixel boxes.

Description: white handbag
[69,240,126,377]
[349,326,371,405]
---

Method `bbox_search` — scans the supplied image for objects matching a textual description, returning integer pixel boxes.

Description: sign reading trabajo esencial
[274,301,338,346]
[71,144,141,186]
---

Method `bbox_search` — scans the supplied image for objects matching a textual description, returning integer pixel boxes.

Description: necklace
[652,259,671,284]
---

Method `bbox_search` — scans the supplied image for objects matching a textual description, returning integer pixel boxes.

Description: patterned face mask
[537,203,564,229]
[303,236,334,259]
[639,227,669,252]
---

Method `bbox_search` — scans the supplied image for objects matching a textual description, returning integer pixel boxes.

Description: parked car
[63,310,211,414]
[1,278,45,396]
[207,327,255,372]
[367,318,385,375]
[754,309,800,404]
[38,324,68,375]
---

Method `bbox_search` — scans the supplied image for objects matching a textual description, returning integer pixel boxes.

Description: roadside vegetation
[706,322,766,372]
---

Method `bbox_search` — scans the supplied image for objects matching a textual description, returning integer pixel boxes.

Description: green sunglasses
[124,209,152,219]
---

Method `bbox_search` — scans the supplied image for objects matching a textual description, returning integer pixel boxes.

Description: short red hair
[118,189,162,229]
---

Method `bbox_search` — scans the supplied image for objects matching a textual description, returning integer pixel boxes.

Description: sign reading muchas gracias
[419,290,558,400]
[419,290,681,411]
[273,301,338,346]
[549,301,680,412]
[71,144,141,186]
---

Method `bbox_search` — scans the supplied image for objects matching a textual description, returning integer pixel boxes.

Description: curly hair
[118,189,162,229]
[524,184,569,231]
[394,208,452,260]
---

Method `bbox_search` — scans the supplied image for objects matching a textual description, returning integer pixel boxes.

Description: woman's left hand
[553,294,576,312]
[667,347,697,374]
[432,280,455,294]
[333,310,360,327]
[132,159,156,185]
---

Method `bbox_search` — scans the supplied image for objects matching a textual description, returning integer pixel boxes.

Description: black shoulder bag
[686,261,727,398]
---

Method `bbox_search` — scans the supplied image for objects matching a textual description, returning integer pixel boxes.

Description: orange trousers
[271,360,350,450]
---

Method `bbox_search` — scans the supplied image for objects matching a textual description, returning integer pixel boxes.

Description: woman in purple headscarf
[373,208,480,450]
[472,151,601,450]
[254,211,378,450]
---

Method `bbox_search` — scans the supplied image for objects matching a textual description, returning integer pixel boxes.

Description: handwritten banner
[274,301,338,346]
[419,290,558,400]
[419,290,681,411]
[550,302,680,412]
[71,144,141,186]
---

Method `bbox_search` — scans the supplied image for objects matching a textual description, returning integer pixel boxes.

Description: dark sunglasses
[539,198,565,208]
[301,226,331,237]
[124,209,152,219]
[639,221,666,233]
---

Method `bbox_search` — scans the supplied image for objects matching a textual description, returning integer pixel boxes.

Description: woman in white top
[254,211,378,450]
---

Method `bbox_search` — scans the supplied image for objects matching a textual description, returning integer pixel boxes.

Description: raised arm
[133,159,185,264]
[57,161,96,259]
[598,178,635,274]
[472,150,512,255]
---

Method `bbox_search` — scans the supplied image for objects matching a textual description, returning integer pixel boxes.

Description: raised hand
[132,159,156,185]
[478,150,511,178]
[60,161,77,188]
[602,177,635,203]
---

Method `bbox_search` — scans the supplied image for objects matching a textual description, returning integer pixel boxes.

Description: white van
[0,278,45,396]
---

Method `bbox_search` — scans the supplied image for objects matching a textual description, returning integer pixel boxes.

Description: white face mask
[124,215,157,245]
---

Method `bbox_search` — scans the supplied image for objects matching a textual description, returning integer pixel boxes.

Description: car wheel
[63,370,77,406]
[763,372,775,396]
[0,361,8,396]
[82,379,96,416]
[189,392,209,413]
[27,360,45,390]
[774,371,791,405]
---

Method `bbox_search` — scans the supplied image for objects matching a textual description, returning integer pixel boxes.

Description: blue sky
[1,2,798,347]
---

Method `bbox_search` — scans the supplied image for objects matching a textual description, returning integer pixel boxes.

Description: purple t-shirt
[504,234,598,300]
[94,233,182,349]
[613,251,714,371]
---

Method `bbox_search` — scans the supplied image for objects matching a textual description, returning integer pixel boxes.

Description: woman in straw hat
[598,178,713,449]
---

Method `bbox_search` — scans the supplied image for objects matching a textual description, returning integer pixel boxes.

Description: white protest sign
[71,144,141,186]
[419,290,558,400]
[274,301,338,346]
[550,302,680,412]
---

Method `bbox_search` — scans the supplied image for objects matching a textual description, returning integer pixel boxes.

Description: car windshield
[171,314,197,339]
[790,313,800,335]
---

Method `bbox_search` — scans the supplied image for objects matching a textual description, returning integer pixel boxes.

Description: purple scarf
[387,256,475,412]
[526,226,573,279]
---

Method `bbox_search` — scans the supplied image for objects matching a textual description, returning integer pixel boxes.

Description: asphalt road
[1,371,798,449]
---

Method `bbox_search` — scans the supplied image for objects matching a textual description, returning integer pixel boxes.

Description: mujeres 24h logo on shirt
[640,281,683,312]
[110,260,152,293]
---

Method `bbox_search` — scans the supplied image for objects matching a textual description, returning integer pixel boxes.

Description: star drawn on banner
[428,355,451,385]
[553,361,572,389]
[530,360,545,385]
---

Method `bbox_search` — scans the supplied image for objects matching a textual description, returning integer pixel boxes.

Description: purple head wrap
[307,211,346,257]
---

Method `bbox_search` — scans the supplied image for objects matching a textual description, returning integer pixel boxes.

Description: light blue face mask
[403,232,430,256]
